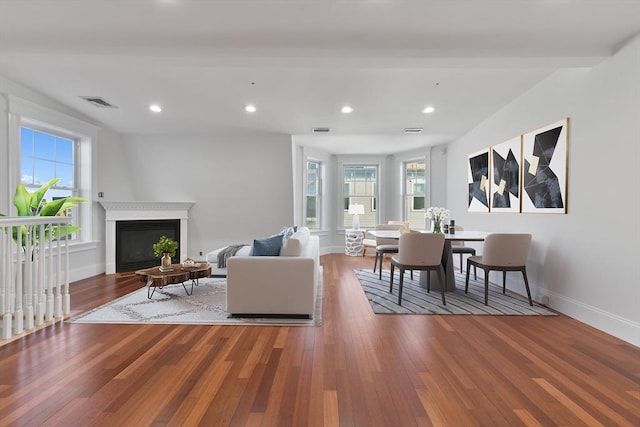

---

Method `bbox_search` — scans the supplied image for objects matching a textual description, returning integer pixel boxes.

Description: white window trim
[7,95,99,245]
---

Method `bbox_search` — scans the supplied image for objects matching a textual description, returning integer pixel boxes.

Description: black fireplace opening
[116,219,180,272]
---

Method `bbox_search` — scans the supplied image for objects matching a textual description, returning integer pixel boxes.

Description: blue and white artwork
[522,118,568,214]
[491,136,521,213]
[467,149,490,212]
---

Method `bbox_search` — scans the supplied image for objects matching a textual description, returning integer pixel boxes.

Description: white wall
[103,134,295,258]
[96,130,136,201]
[446,35,640,346]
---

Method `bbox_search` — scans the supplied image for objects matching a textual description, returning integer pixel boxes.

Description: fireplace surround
[100,201,194,274]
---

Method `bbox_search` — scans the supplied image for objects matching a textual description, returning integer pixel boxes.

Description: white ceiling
[0,0,638,154]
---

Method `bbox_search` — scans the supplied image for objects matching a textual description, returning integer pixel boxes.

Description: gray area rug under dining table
[354,268,556,315]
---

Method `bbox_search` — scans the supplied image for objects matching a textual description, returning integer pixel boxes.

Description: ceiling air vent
[311,127,330,133]
[403,127,423,134]
[79,96,118,108]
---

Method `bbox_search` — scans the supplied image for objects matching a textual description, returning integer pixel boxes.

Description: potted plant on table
[153,235,179,270]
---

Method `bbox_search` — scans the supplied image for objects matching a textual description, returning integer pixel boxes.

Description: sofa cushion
[280,227,310,257]
[252,234,283,256]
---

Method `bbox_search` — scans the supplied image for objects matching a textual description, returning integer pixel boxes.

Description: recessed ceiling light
[341,106,353,114]
[149,104,162,113]
[423,106,436,114]
[245,104,257,113]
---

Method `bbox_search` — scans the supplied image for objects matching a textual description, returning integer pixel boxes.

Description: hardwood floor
[1,254,638,426]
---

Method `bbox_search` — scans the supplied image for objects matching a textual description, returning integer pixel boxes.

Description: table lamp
[348,204,365,230]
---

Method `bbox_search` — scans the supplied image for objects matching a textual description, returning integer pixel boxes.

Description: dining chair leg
[437,267,446,305]
[379,255,384,280]
[410,270,413,280]
[389,263,395,293]
[465,262,471,293]
[373,252,379,273]
[484,269,490,305]
[426,269,431,293]
[521,267,533,306]
[474,265,477,280]
[397,268,405,305]
[459,253,463,272]
[502,271,507,293]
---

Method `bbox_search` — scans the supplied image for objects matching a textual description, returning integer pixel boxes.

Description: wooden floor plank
[0,253,638,426]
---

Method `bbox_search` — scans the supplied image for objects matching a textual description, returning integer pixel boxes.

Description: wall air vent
[80,96,118,108]
[403,127,423,134]
[311,127,330,133]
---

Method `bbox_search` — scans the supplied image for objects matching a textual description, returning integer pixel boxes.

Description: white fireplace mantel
[100,201,195,274]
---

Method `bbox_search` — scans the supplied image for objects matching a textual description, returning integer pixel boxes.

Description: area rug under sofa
[69,274,323,326]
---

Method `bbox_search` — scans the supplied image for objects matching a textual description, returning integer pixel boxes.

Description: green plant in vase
[153,235,179,269]
[0,178,87,254]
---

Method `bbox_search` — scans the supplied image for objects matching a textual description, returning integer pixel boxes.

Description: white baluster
[14,226,24,334]
[46,233,54,321]
[1,229,11,340]
[24,225,34,330]
[35,225,45,326]
[63,235,70,316]
[54,235,62,318]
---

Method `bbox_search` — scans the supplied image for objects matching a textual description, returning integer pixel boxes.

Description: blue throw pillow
[251,234,283,256]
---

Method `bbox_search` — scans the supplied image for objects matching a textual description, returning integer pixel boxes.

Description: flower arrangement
[425,206,450,233]
[152,235,178,258]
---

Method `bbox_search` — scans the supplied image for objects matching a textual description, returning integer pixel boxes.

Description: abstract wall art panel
[522,118,568,214]
[491,136,521,213]
[467,148,490,212]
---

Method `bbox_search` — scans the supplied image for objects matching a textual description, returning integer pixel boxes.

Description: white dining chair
[373,223,404,279]
[465,233,533,306]
[390,232,446,306]
[451,225,477,278]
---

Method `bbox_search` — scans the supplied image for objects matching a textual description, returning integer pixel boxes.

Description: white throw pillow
[280,227,310,256]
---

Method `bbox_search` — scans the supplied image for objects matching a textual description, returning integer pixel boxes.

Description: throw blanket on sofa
[217,244,249,268]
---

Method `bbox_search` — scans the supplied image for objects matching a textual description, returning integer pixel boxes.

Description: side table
[345,229,365,256]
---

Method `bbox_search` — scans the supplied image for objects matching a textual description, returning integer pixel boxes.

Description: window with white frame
[404,160,426,229]
[20,126,80,238]
[8,97,95,246]
[305,160,321,229]
[343,164,377,228]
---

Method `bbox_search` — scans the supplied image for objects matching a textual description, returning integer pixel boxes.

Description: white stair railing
[0,216,71,340]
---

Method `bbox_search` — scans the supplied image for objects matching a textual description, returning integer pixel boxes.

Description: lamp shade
[348,204,365,215]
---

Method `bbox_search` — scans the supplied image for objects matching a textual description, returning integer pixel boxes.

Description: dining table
[366,229,489,291]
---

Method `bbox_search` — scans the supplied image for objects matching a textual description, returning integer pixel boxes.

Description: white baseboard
[69,263,105,283]
[542,290,640,348]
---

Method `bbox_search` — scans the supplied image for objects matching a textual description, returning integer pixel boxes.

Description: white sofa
[217,228,320,318]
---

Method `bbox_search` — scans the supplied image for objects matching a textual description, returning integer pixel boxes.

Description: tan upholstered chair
[465,233,533,306]
[451,225,477,278]
[373,223,404,279]
[390,232,446,305]
[363,221,407,257]
[387,220,409,229]
[362,232,377,257]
